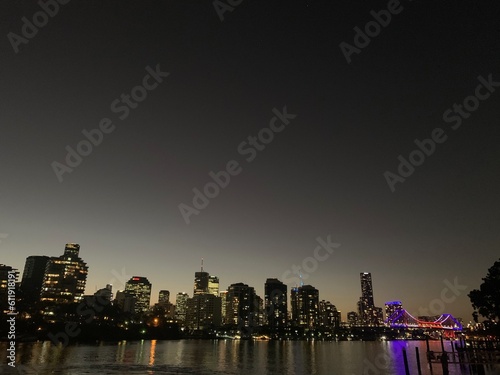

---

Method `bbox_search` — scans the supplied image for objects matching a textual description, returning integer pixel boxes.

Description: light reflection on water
[1,340,499,374]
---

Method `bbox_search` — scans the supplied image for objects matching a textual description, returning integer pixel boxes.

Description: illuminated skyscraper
[264,278,287,332]
[208,276,219,296]
[124,276,152,314]
[175,292,189,323]
[359,272,381,326]
[185,293,222,330]
[40,244,88,304]
[220,290,228,324]
[293,284,319,329]
[360,272,374,307]
[226,282,257,329]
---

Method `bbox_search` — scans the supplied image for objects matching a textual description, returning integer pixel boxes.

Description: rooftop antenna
[299,272,304,287]
[201,258,204,272]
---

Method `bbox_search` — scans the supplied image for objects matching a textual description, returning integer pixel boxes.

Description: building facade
[358,272,381,326]
[40,243,88,304]
[124,276,152,314]
[319,300,341,331]
[185,293,222,330]
[194,271,209,295]
[20,255,49,306]
[208,276,219,296]
[293,285,319,329]
[226,282,257,330]
[264,278,287,332]
[175,292,189,323]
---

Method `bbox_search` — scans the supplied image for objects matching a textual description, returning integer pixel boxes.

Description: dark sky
[1,0,499,322]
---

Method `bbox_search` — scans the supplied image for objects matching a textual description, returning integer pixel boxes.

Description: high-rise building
[185,293,222,330]
[226,282,257,329]
[124,276,152,314]
[360,272,374,307]
[293,285,319,329]
[40,243,88,304]
[159,290,170,306]
[220,290,228,324]
[264,278,287,332]
[175,292,189,323]
[359,272,380,326]
[208,276,219,296]
[194,272,209,295]
[319,300,340,331]
[20,255,49,306]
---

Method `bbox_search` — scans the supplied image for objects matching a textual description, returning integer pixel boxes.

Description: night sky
[1,0,499,322]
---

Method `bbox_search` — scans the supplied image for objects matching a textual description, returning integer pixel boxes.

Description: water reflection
[149,340,156,366]
[1,340,499,375]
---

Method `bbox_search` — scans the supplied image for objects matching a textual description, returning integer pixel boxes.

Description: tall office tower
[193,259,209,295]
[264,278,287,332]
[124,276,152,314]
[208,276,219,296]
[360,272,374,307]
[40,243,88,304]
[185,293,222,330]
[295,285,319,329]
[175,292,189,323]
[319,300,341,331]
[226,282,257,329]
[359,272,379,326]
[158,290,170,306]
[385,301,403,321]
[0,264,18,314]
[220,290,228,324]
[20,255,49,306]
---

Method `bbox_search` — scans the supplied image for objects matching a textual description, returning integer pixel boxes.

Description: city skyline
[3,242,477,322]
[1,0,499,327]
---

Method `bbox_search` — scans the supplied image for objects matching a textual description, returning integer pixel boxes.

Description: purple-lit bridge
[386,309,463,331]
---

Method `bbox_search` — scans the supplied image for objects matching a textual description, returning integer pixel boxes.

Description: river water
[1,339,499,374]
